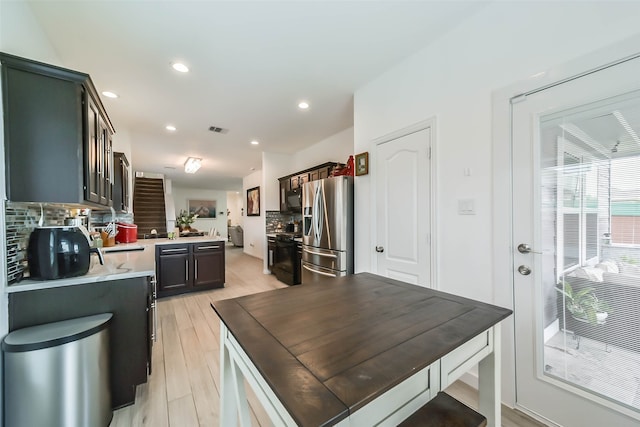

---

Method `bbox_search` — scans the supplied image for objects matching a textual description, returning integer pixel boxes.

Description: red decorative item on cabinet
[331,155,355,177]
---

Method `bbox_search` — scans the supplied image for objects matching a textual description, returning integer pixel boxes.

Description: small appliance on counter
[27,226,104,280]
[115,222,138,243]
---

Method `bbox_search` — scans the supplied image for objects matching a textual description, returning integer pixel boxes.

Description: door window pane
[540,91,640,412]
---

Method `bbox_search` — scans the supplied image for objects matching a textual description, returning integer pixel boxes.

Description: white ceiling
[25,0,487,190]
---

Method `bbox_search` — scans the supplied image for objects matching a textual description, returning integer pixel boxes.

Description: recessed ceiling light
[172,62,189,73]
[298,101,309,109]
[102,91,118,99]
[165,125,177,132]
[250,140,259,145]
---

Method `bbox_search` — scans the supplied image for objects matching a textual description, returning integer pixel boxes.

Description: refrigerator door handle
[303,248,338,258]
[303,264,337,277]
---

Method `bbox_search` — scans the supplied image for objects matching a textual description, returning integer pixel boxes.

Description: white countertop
[7,236,226,293]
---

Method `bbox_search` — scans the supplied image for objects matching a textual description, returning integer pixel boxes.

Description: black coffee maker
[27,226,104,280]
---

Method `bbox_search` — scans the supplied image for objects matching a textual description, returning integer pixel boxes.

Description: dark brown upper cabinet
[0,52,115,207]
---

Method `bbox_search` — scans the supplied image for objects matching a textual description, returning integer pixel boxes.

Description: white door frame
[370,117,438,290]
[492,34,640,422]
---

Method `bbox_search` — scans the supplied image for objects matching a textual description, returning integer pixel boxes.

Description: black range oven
[273,234,301,285]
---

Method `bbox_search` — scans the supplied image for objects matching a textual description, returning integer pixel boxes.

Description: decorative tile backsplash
[265,210,301,233]
[4,203,134,284]
[5,202,69,284]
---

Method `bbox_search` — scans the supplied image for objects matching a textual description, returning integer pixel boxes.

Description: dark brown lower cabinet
[156,241,225,298]
[8,276,153,409]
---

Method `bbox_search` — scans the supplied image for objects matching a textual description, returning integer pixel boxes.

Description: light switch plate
[458,199,476,215]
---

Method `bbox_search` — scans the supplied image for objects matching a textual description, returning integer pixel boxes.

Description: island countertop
[6,236,226,293]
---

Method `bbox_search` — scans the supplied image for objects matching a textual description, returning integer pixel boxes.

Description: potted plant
[176,210,198,231]
[556,281,610,325]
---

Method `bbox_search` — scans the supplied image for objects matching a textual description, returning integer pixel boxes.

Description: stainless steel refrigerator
[301,176,353,283]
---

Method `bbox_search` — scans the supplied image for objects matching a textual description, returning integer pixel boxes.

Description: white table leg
[479,323,501,427]
[220,323,239,426]
[231,355,252,427]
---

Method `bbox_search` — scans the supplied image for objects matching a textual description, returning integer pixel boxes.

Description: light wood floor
[110,245,546,426]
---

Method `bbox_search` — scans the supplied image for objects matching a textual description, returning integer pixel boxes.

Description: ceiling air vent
[209,126,228,134]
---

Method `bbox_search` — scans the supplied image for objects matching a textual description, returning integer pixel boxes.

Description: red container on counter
[115,222,138,243]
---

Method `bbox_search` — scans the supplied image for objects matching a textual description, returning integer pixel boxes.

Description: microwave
[286,187,302,212]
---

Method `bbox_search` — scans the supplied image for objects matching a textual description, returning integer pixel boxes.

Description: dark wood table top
[212,272,512,426]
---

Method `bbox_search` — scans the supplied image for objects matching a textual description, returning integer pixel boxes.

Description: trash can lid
[2,313,113,352]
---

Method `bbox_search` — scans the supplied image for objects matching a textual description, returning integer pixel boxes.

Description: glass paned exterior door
[541,90,640,413]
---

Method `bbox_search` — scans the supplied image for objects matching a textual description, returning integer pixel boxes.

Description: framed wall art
[188,199,217,218]
[355,152,369,176]
[247,186,261,216]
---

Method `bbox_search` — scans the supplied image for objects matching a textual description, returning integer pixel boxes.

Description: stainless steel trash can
[3,313,113,427]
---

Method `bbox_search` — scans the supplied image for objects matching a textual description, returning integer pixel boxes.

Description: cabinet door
[122,158,130,212]
[280,178,291,213]
[318,166,331,180]
[101,121,113,206]
[86,97,101,203]
[193,243,225,288]
[156,245,191,294]
[113,152,130,213]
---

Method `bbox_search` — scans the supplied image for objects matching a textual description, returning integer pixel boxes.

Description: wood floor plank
[180,327,219,426]
[172,295,194,331]
[168,394,199,427]
[162,313,192,401]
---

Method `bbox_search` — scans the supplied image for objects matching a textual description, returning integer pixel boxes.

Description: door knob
[518,265,532,275]
[517,243,542,254]
[375,246,384,253]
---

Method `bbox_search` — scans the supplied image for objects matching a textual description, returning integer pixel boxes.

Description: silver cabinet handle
[185,259,189,281]
[302,264,337,277]
[195,259,198,280]
[197,245,219,250]
[151,302,157,342]
[303,248,337,258]
[162,248,188,253]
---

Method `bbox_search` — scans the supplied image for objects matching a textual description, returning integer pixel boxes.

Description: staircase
[133,177,167,235]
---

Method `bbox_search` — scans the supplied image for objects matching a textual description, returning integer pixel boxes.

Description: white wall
[263,152,294,212]
[292,127,354,172]
[242,170,264,259]
[354,1,640,408]
[172,186,228,237]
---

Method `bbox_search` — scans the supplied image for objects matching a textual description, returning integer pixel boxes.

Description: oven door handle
[303,248,337,258]
[303,264,337,277]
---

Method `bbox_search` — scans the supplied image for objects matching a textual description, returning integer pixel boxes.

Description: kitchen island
[213,272,512,426]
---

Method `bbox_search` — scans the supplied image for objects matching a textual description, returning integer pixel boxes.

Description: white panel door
[513,54,640,425]
[375,127,431,286]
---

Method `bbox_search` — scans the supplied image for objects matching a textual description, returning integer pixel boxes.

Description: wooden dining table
[212,272,512,426]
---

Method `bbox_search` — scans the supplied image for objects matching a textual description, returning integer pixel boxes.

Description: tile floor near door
[110,245,545,427]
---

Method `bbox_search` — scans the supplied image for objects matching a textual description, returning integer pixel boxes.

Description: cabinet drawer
[193,242,223,252]
[440,329,492,388]
[157,244,190,255]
